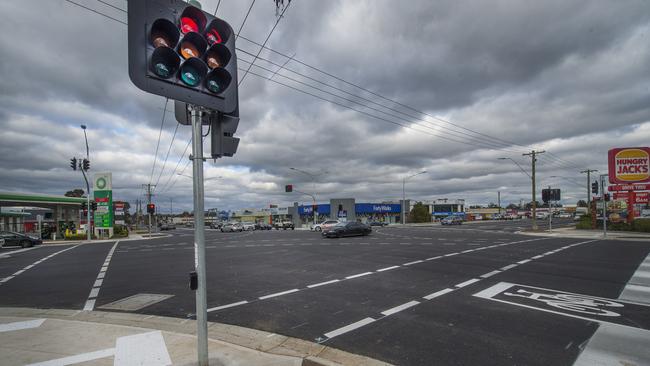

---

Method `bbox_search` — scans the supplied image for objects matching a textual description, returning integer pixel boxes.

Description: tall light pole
[80,125,91,241]
[290,167,328,226]
[402,171,427,224]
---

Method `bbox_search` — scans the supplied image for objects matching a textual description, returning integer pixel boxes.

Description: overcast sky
[1,0,649,213]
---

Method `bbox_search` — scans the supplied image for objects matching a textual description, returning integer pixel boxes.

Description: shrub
[112,224,129,238]
[633,219,650,233]
[575,215,592,230]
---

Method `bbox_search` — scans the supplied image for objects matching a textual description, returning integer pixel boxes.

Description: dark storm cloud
[0,0,649,212]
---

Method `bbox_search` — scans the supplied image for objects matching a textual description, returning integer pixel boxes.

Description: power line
[64,0,127,25]
[96,0,126,13]
[213,0,222,16]
[158,137,192,193]
[153,122,180,190]
[149,98,169,185]
[238,0,291,86]
[236,0,257,37]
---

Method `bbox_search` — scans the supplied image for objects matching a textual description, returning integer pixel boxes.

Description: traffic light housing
[91,201,98,211]
[147,203,156,214]
[591,181,599,194]
[285,185,293,193]
[70,157,77,171]
[604,193,611,202]
[127,0,238,113]
[82,159,90,171]
[81,201,88,211]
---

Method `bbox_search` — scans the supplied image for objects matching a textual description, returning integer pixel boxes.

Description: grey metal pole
[190,105,209,366]
[498,191,501,216]
[601,174,607,238]
[548,185,552,233]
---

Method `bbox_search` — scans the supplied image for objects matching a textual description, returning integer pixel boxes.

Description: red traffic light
[285,185,293,193]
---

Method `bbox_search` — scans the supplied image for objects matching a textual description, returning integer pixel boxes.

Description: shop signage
[613,192,649,204]
[608,183,650,192]
[93,172,113,229]
[608,147,650,184]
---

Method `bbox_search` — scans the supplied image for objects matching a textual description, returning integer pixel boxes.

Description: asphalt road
[0,224,648,366]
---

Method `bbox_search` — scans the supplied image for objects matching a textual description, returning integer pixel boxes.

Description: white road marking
[0,245,79,285]
[380,300,420,316]
[480,270,501,278]
[501,264,518,271]
[517,259,532,264]
[114,330,172,366]
[324,317,376,339]
[403,260,423,266]
[572,323,650,366]
[307,279,340,288]
[0,247,38,258]
[345,272,373,279]
[259,289,300,300]
[619,253,650,305]
[456,278,481,288]
[377,265,400,272]
[83,241,119,311]
[27,347,116,366]
[531,255,544,259]
[423,288,454,300]
[0,318,46,333]
[426,256,442,261]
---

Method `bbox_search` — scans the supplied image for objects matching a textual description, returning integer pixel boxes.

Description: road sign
[542,188,560,202]
[608,183,650,191]
[613,192,650,204]
[608,147,650,184]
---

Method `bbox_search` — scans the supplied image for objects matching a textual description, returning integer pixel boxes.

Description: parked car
[241,222,256,231]
[221,222,243,232]
[274,221,295,230]
[368,221,389,227]
[160,224,170,231]
[322,222,371,238]
[185,222,194,228]
[255,222,272,230]
[0,231,42,248]
[491,214,504,220]
[441,216,463,225]
[209,222,222,230]
[311,220,340,231]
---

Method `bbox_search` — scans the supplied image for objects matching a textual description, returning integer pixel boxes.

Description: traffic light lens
[180,41,200,59]
[152,32,171,48]
[149,19,180,49]
[205,68,231,94]
[204,45,230,69]
[180,17,199,34]
[181,67,200,86]
[179,58,208,87]
[206,29,222,45]
[207,80,220,93]
[150,47,179,79]
[154,63,171,77]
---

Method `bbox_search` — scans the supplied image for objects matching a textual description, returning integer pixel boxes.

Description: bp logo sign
[96,177,107,190]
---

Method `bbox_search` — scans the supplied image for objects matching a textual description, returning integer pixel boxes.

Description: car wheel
[291,227,294,230]
[21,240,32,248]
[336,232,342,238]
[315,227,322,232]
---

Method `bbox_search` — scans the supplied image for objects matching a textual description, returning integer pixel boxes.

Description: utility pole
[580,169,598,207]
[497,191,501,216]
[142,184,155,236]
[523,150,545,230]
[600,174,608,238]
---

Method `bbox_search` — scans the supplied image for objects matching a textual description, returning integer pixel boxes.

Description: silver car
[221,222,243,232]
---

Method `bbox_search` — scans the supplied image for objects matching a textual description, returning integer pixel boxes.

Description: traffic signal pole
[581,169,598,207]
[80,166,91,241]
[523,150,544,230]
[189,105,209,366]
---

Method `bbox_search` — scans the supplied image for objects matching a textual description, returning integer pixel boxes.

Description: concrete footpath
[521,227,650,241]
[0,308,390,366]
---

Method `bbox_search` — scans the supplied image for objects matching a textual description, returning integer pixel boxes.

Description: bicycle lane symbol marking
[473,282,650,331]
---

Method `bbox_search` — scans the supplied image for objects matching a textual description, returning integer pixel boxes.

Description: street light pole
[290,167,327,227]
[401,171,427,224]
[81,125,91,241]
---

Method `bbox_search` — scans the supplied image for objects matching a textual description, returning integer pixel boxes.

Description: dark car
[0,231,42,248]
[255,222,272,230]
[368,221,388,227]
[322,222,372,238]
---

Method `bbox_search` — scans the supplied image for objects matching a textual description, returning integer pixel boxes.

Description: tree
[64,189,85,197]
[577,200,588,207]
[506,203,519,210]
[409,202,430,223]
[487,202,499,208]
[524,201,542,210]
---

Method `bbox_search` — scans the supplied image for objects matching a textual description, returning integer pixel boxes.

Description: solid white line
[381,300,420,316]
[444,253,459,257]
[0,318,46,333]
[377,265,400,272]
[259,289,299,300]
[480,270,501,278]
[0,276,14,283]
[345,272,373,279]
[307,279,340,288]
[403,260,423,266]
[426,256,442,261]
[517,259,532,264]
[461,250,474,253]
[0,247,38,258]
[456,278,481,288]
[26,348,116,366]
[13,269,25,276]
[24,264,35,269]
[324,317,376,339]
[423,288,454,300]
[207,300,249,312]
[501,264,518,271]
[531,255,544,259]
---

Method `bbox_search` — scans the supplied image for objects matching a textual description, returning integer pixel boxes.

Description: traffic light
[81,201,87,211]
[70,157,77,171]
[604,193,611,202]
[591,181,599,194]
[542,189,550,203]
[127,0,238,113]
[82,159,90,171]
[285,185,293,193]
[147,203,156,214]
[91,201,98,211]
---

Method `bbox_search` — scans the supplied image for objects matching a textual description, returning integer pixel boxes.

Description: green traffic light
[181,65,200,86]
[154,63,171,78]
[207,80,220,93]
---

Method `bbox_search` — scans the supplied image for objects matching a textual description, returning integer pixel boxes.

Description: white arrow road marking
[0,318,45,333]
[25,331,171,366]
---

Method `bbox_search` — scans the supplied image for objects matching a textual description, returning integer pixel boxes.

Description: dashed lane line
[206,237,550,313]
[316,239,597,342]
[0,245,79,285]
[83,241,119,311]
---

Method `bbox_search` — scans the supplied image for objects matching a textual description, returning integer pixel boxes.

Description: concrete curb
[0,307,392,366]
[42,233,172,246]
[517,228,650,242]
